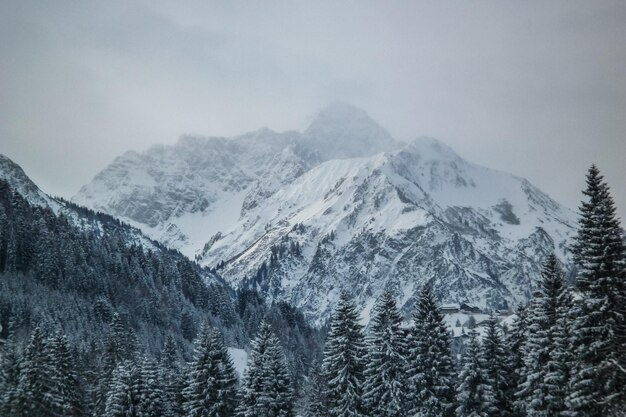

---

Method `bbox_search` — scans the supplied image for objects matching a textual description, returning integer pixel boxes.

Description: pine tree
[161,336,185,417]
[238,321,293,417]
[321,292,367,417]
[97,313,139,414]
[46,334,85,417]
[516,255,572,416]
[567,165,626,416]
[406,285,456,417]
[104,360,134,417]
[260,330,294,417]
[139,355,165,417]
[544,288,573,416]
[10,327,52,417]
[0,342,21,415]
[505,305,529,417]
[303,360,328,417]
[481,315,512,416]
[456,331,496,417]
[363,290,406,417]
[184,325,238,417]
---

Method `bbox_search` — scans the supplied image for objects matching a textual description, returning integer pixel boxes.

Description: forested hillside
[0,177,324,415]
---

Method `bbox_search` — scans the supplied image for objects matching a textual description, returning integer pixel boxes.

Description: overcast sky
[1,1,625,219]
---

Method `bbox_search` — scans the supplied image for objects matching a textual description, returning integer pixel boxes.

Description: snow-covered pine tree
[544,284,573,416]
[321,292,367,417]
[567,165,626,416]
[105,313,138,369]
[0,341,21,415]
[104,360,134,417]
[46,334,85,417]
[517,254,571,416]
[96,313,139,415]
[363,290,406,417]
[139,355,165,417]
[481,315,512,417]
[505,305,529,417]
[238,321,293,417]
[260,329,294,417]
[184,325,238,417]
[406,285,456,417]
[303,360,328,417]
[455,330,496,417]
[161,336,185,417]
[10,326,51,417]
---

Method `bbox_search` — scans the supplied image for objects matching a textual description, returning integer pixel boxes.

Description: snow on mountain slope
[0,153,183,259]
[74,104,577,323]
[0,154,56,208]
[74,103,399,257]
[197,136,576,323]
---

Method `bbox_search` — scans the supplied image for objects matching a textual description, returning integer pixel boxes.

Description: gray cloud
[1,0,625,219]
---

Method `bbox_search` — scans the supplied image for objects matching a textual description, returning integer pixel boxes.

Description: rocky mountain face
[74,103,577,323]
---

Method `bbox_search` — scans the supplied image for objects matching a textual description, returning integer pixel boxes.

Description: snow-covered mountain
[74,103,577,323]
[0,153,179,257]
[0,154,53,208]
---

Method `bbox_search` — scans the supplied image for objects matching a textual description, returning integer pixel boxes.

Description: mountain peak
[302,102,400,160]
[0,154,50,207]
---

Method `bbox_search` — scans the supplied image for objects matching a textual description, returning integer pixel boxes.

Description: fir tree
[456,331,496,417]
[567,165,626,416]
[238,321,293,417]
[517,254,571,417]
[139,355,165,417]
[505,305,529,417]
[104,360,134,417]
[184,325,238,417]
[303,360,328,417]
[97,313,139,415]
[481,315,512,417]
[10,326,51,417]
[46,334,85,417]
[363,290,406,417]
[406,285,456,417]
[260,330,294,417]
[0,342,21,416]
[161,336,185,417]
[321,292,367,417]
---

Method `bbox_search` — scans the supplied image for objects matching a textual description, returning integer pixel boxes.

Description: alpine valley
[74,103,577,324]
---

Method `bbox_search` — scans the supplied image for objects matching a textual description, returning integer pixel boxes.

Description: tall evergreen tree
[10,327,51,417]
[456,331,496,417]
[363,290,406,417]
[97,313,139,415]
[104,360,134,417]
[139,355,165,417]
[322,292,367,417]
[161,336,185,417]
[505,305,529,417]
[184,325,238,417]
[517,254,571,417]
[238,321,293,417]
[303,360,328,417]
[567,165,626,416]
[46,334,85,417]
[260,330,294,417]
[406,285,456,417]
[0,342,21,416]
[481,315,512,417]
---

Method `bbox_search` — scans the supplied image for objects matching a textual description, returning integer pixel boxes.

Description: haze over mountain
[74,104,577,323]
